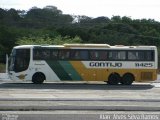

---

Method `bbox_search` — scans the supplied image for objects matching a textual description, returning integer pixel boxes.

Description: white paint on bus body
[82,61,156,69]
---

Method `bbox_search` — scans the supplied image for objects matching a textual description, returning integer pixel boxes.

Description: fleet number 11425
[135,63,153,67]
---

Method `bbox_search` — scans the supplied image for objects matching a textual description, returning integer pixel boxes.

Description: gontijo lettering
[89,62,122,67]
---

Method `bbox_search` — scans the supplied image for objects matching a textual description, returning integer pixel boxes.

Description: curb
[0,105,160,111]
[0,98,160,102]
[0,98,160,111]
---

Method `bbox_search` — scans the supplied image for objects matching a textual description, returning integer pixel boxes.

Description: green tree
[24,6,73,28]
[16,35,82,45]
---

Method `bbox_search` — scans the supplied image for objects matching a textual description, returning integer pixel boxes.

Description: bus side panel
[70,61,157,82]
[46,60,83,81]
[70,61,93,81]
[70,61,106,81]
[105,69,157,82]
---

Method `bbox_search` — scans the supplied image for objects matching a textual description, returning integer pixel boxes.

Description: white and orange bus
[8,44,158,85]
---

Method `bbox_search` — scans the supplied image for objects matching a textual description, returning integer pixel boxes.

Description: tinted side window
[70,50,89,60]
[109,51,126,60]
[59,50,70,60]
[33,49,89,60]
[33,49,42,60]
[146,51,154,61]
[90,51,108,60]
[42,49,50,59]
[128,51,144,60]
[50,50,58,59]
[128,51,154,61]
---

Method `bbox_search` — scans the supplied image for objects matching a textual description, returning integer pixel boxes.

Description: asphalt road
[0,111,160,120]
[0,74,160,120]
[0,81,160,110]
[0,81,159,100]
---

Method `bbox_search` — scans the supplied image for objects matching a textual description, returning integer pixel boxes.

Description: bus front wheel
[107,73,121,85]
[121,73,134,85]
[32,72,45,84]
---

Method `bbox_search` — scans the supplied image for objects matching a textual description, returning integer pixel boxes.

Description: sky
[1,0,160,21]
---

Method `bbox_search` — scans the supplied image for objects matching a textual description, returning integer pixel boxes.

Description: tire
[121,73,134,85]
[32,72,45,84]
[107,73,121,85]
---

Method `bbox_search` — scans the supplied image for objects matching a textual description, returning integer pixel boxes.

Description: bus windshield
[8,49,30,72]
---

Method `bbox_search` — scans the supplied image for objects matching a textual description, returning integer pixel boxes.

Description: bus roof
[63,44,110,47]
[13,44,157,50]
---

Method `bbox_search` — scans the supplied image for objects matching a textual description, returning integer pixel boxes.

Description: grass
[0,63,6,73]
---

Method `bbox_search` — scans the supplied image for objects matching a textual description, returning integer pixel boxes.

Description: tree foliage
[0,6,160,66]
[16,35,82,45]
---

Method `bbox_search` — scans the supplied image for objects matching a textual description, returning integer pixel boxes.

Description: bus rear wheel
[121,73,134,85]
[32,72,45,84]
[107,73,121,85]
